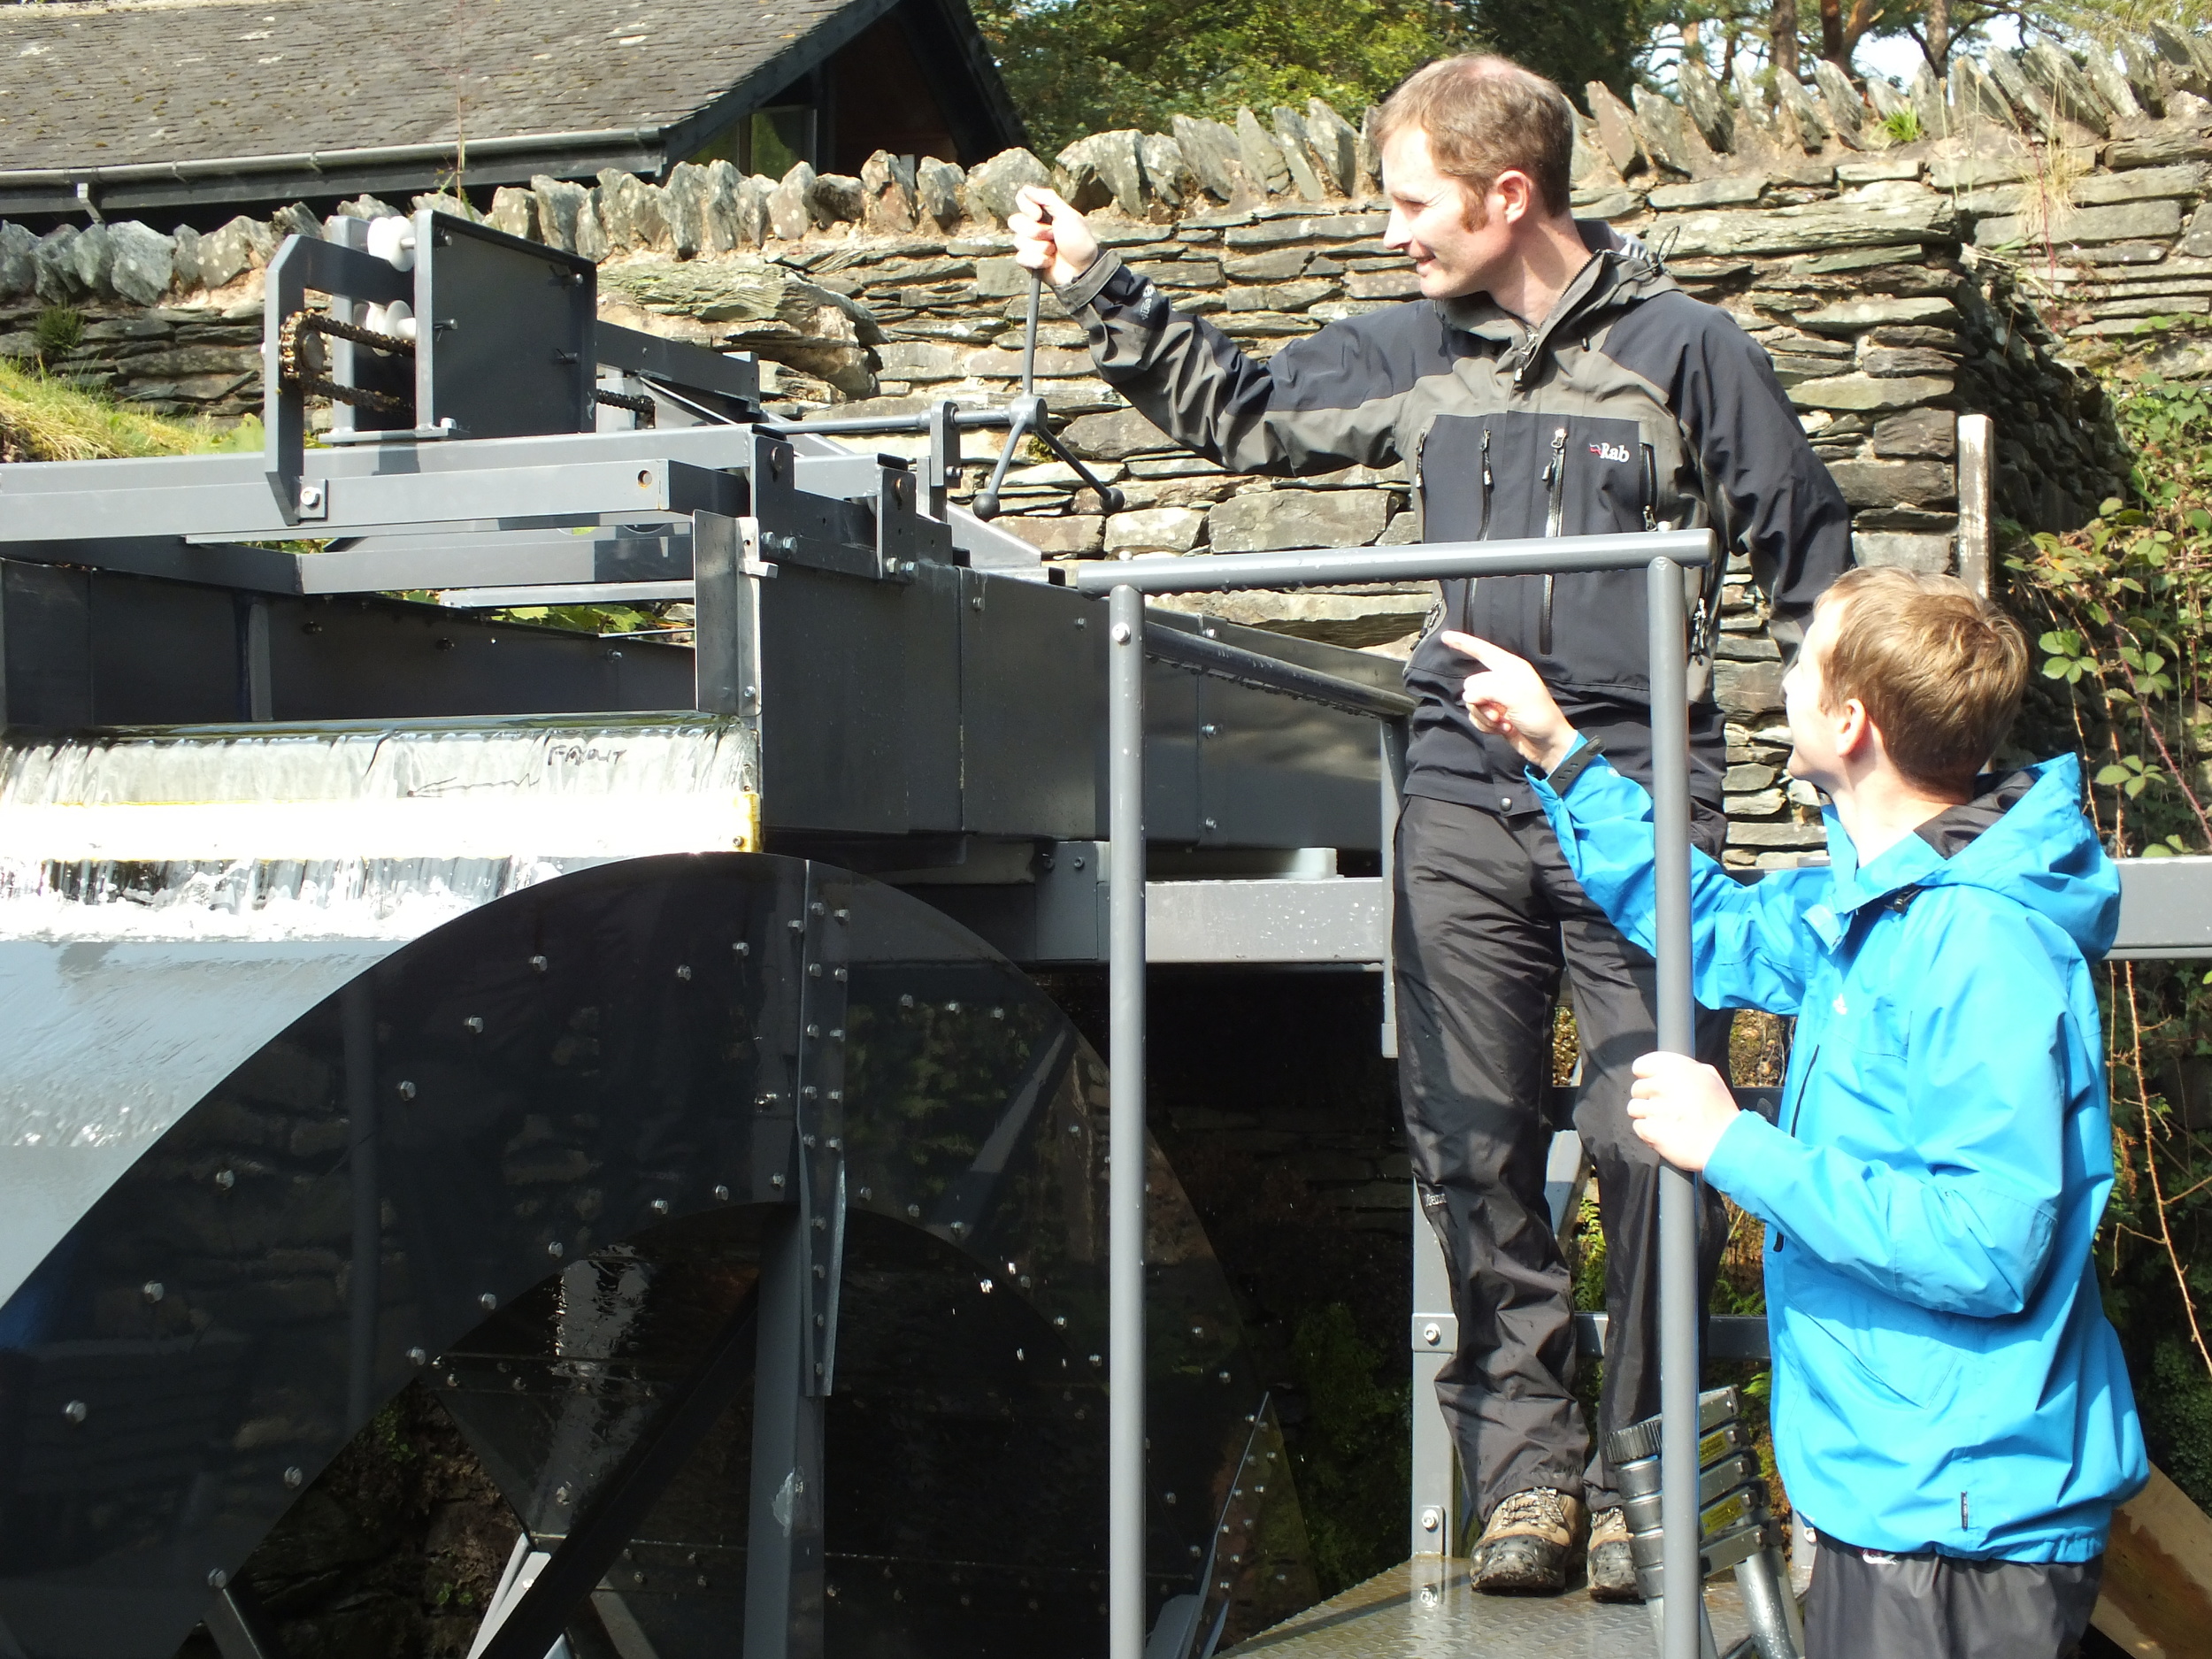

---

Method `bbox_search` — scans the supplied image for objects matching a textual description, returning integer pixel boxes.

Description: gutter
[0,127,667,192]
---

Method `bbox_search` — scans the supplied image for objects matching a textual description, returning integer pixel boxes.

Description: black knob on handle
[974,491,1002,520]
[1099,487,1126,514]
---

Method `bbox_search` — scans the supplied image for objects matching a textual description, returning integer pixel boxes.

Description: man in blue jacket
[1442,565,2146,1656]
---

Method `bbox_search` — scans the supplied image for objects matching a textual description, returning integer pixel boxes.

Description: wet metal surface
[1224,1560,1754,1659]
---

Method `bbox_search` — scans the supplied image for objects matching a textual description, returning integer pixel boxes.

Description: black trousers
[1394,793,1730,1521]
[1805,1533,2103,1658]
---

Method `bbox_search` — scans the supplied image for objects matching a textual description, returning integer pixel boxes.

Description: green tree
[975,0,1485,157]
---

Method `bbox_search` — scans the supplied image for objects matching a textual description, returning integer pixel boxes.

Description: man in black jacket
[1012,54,1852,1599]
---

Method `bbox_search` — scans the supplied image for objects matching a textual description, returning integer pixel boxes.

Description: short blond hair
[1817,567,2028,796]
[1372,55,1575,219]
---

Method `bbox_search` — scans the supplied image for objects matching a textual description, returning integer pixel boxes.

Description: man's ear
[1835,698,1876,761]
[1493,169,1534,227]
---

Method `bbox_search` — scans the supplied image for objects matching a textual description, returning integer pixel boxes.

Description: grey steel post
[1648,557,1700,1659]
[1377,719,1408,1060]
[1108,581,1147,1659]
[342,979,380,1427]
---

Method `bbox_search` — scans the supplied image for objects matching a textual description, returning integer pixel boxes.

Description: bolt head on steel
[651,1198,671,1216]
[297,486,323,510]
[714,1184,732,1202]
[478,1292,497,1311]
[208,1570,229,1590]
[142,1281,165,1303]
[407,1347,428,1366]
[1422,1322,1442,1346]
[1110,622,1133,643]
[547,1240,564,1258]
[284,1466,304,1490]
[396,1080,417,1101]
[1421,1506,1442,1532]
[62,1400,87,1425]
[215,1169,235,1190]
[530,954,549,972]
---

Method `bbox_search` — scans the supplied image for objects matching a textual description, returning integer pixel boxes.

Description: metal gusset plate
[0,855,1307,1659]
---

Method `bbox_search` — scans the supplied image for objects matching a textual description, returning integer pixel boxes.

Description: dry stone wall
[8,30,2212,858]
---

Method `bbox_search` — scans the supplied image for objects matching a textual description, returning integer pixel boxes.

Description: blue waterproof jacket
[1533,749,2146,1561]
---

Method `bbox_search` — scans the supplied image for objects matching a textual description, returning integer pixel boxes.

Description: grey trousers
[1393,794,1731,1523]
[1806,1533,2103,1659]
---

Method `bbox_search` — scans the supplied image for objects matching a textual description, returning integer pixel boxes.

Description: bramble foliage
[2006,373,2212,1504]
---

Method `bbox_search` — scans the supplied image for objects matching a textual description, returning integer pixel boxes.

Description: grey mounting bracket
[749,429,952,582]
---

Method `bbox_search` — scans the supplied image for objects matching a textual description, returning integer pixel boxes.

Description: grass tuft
[0,358,261,463]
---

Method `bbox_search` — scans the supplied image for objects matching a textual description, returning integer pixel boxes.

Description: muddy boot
[1471,1487,1585,1595]
[1588,1506,1641,1601]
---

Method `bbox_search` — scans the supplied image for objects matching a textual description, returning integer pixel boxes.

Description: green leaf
[2096,764,2134,786]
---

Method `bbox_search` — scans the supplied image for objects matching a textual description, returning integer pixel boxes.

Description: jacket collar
[1435,222,1672,377]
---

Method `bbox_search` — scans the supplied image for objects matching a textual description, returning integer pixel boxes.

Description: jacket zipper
[1479,426,1494,539]
[1540,426,1567,654]
[1640,442,1659,531]
[1772,1043,1820,1254]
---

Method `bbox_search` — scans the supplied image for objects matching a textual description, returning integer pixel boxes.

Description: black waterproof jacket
[1057,225,1855,812]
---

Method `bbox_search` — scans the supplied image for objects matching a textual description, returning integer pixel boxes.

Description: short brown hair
[1373,55,1575,219]
[1816,567,2028,796]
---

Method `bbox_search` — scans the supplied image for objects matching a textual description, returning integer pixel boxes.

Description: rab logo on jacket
[1588,442,1631,463]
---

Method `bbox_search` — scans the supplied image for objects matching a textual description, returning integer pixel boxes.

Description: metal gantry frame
[1074,530,1717,1659]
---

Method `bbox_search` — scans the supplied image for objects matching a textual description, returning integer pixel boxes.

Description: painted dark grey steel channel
[1071,530,1716,595]
[1098,534,1715,1659]
[1145,626,1417,723]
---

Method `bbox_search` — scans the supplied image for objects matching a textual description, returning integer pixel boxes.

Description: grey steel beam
[1144,878,1385,964]
[1648,557,1700,1659]
[1145,625,1417,722]
[1107,583,1148,1659]
[2111,854,2212,957]
[298,529,693,596]
[0,459,743,546]
[1071,530,1717,594]
[475,1293,763,1659]
[204,1585,294,1659]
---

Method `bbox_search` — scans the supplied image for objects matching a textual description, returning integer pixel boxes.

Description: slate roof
[0,0,1018,211]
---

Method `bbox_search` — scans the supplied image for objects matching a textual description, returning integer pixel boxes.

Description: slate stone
[272,202,322,240]
[1304,100,1361,195]
[1208,488,1391,551]
[2106,131,2212,170]
[1000,515,1102,555]
[167,225,202,293]
[1271,108,1330,202]
[1947,57,2019,129]
[1854,531,1952,572]
[2024,40,2112,133]
[1171,116,1242,202]
[964,149,1051,226]
[67,223,114,297]
[1632,86,1693,174]
[1715,659,1785,713]
[1813,60,1865,145]
[861,150,919,234]
[1981,48,2057,134]
[1798,295,1957,334]
[1225,249,1308,280]
[32,226,81,303]
[1863,76,1910,127]
[1909,62,1947,137]
[0,222,35,298]
[595,171,670,251]
[106,222,175,306]
[531,176,590,253]
[1649,176,1765,211]
[1732,65,1778,144]
[695,160,741,252]
[1348,268,1419,299]
[769,163,817,241]
[1235,109,1292,196]
[1584,82,1642,174]
[1977,198,2184,248]
[1836,156,1923,184]
[1356,108,1382,194]
[809,173,865,226]
[1825,458,1955,509]
[661,161,712,255]
[411,192,480,223]
[1773,73,1830,149]
[1658,194,1955,257]
[1789,372,1953,411]
[898,158,955,234]
[1678,58,1734,152]
[1105,506,1206,551]
[1057,130,1146,217]
[336,194,402,221]
[2074,163,2206,204]
[197,215,273,288]
[1063,406,1180,460]
[1140,135,1198,213]
[738,176,775,246]
[2119,38,2165,115]
[489,187,539,241]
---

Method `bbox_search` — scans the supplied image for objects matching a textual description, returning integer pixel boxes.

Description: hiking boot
[1471,1487,1584,1594]
[1587,1506,1640,1601]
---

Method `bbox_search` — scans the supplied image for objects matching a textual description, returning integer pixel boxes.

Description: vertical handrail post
[1648,557,1700,1659]
[1108,583,1148,1659]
